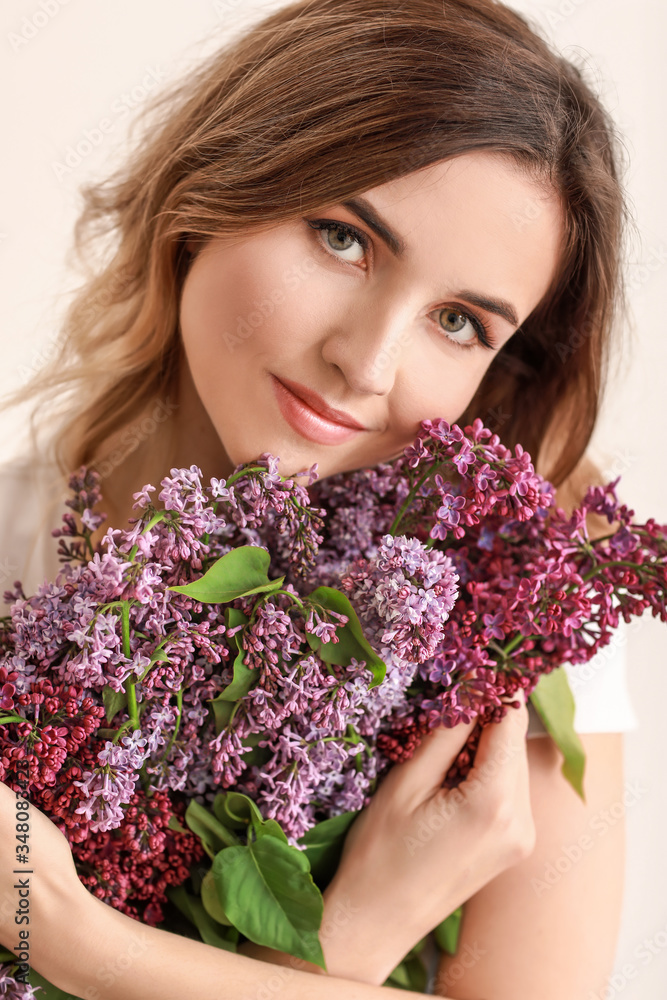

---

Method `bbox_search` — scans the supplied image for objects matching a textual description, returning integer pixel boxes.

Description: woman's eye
[307,219,368,265]
[436,308,495,351]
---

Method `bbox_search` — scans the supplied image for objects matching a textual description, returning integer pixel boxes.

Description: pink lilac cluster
[0,418,665,991]
[0,972,40,999]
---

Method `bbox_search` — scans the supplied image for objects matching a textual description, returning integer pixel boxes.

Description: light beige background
[0,0,665,994]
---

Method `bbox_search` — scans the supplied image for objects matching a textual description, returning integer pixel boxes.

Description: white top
[0,458,639,736]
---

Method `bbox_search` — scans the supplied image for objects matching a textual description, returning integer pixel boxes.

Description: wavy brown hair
[11,0,631,501]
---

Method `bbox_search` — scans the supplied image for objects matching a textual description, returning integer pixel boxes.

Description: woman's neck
[93,365,233,536]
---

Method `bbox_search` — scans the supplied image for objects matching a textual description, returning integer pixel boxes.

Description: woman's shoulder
[0,454,69,611]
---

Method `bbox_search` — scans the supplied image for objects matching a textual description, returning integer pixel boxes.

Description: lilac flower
[436,493,467,527]
[73,731,150,832]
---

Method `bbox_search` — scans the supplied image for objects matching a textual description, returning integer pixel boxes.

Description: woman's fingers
[468,694,530,781]
[384,717,478,808]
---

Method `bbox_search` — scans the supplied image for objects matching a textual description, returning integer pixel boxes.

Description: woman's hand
[320,694,535,985]
[0,778,88,973]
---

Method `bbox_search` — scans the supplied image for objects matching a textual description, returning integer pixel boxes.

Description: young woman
[0,0,638,996]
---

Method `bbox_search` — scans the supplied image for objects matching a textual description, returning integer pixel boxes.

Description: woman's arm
[47,886,432,1000]
[433,731,626,999]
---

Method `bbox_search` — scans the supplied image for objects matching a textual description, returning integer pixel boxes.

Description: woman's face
[178,152,564,481]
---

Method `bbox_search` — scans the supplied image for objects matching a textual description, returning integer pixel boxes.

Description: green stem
[160,689,183,763]
[120,601,140,732]
[128,510,167,562]
[226,465,276,487]
[82,527,96,561]
[389,466,438,536]
[501,633,525,658]
[111,719,135,745]
[581,559,648,583]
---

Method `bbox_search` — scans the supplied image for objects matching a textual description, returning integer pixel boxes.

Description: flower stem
[160,689,183,763]
[581,559,648,583]
[389,466,437,536]
[120,601,140,732]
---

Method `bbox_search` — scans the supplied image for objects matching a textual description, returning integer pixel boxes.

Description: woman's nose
[319,309,413,396]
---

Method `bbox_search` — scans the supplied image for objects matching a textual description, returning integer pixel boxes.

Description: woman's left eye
[307,219,369,264]
[435,308,497,351]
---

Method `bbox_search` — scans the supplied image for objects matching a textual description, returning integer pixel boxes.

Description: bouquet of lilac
[0,417,665,995]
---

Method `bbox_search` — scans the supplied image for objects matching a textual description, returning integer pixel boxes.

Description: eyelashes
[306,217,498,352]
[307,218,370,262]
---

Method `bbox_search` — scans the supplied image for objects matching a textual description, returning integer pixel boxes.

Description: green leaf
[201,868,232,925]
[384,954,429,992]
[238,744,272,769]
[212,836,325,967]
[184,800,241,858]
[305,587,386,688]
[167,814,187,834]
[213,791,265,832]
[210,608,257,705]
[137,646,171,682]
[530,667,586,801]
[225,606,249,639]
[211,644,256,703]
[102,685,127,725]
[433,905,463,954]
[255,819,289,843]
[170,546,284,604]
[167,884,237,951]
[209,696,235,735]
[0,713,26,726]
[298,810,358,885]
[0,946,14,962]
[211,791,288,846]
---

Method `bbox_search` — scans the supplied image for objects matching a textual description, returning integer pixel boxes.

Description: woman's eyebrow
[342,195,520,328]
[342,196,407,257]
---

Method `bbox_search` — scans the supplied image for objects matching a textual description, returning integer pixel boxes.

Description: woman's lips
[270,374,367,445]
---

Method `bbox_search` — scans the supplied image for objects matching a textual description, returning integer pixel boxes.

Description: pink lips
[270,374,368,446]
